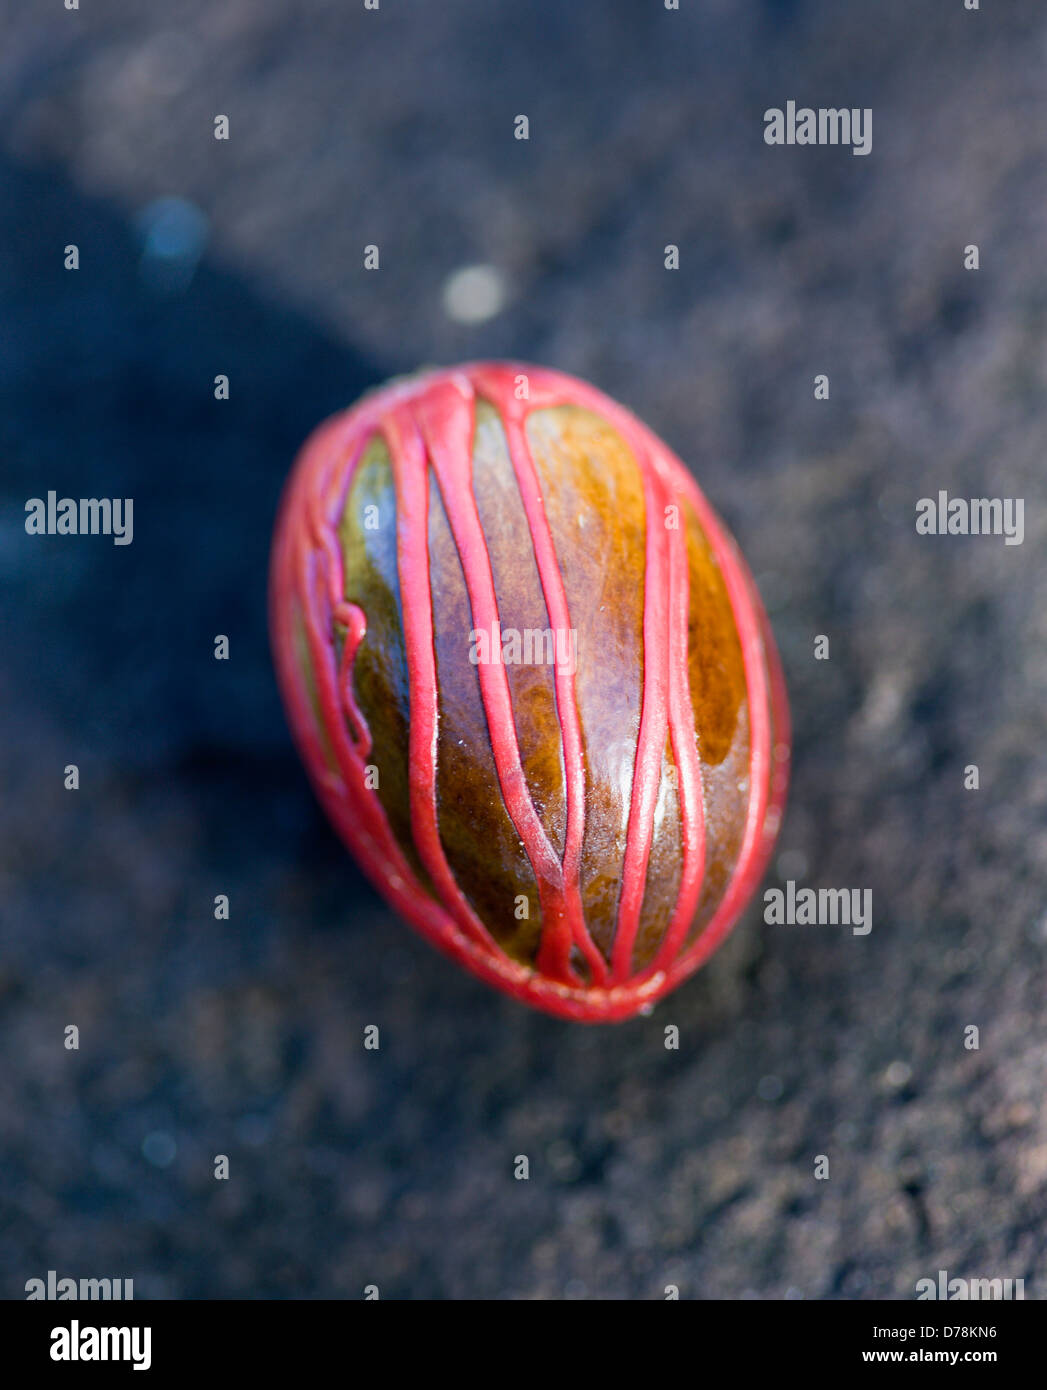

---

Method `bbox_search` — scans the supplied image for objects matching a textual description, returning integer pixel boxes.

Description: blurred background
[2,0,1046,1299]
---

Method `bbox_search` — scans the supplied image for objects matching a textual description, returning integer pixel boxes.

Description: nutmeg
[269,363,789,1021]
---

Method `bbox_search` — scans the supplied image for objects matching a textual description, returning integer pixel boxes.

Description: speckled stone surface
[1,0,1045,1298]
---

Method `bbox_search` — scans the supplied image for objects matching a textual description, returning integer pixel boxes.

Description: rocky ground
[1,0,1045,1298]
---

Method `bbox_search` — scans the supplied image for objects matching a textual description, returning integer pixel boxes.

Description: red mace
[269,363,789,1022]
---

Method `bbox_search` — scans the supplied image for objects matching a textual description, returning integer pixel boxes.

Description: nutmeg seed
[269,362,789,1022]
